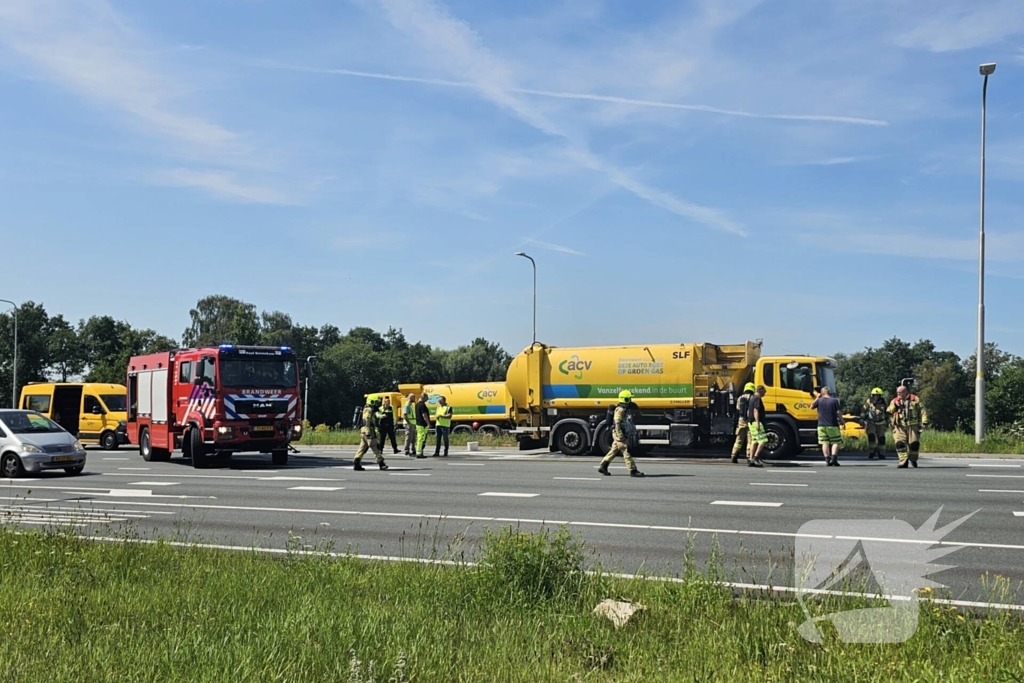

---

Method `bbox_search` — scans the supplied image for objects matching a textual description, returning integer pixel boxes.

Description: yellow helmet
[367,394,378,404]
[871,387,883,396]
[618,389,633,401]
[744,382,756,393]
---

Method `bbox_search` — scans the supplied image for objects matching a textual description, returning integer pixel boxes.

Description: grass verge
[300,427,518,448]
[1,527,1023,681]
[842,429,1024,455]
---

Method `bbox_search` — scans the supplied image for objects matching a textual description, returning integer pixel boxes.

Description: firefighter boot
[629,469,645,478]
[353,461,366,471]
[379,461,389,471]
[597,462,610,476]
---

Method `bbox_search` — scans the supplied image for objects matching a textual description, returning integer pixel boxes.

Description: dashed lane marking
[553,477,603,481]
[979,489,1024,493]
[388,473,431,477]
[289,486,345,492]
[710,500,783,508]
[750,483,808,487]
[478,492,539,498]
[969,463,1022,468]
[102,458,129,461]
[128,482,179,486]
[118,467,151,471]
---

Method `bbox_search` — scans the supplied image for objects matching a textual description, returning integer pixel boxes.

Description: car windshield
[221,359,297,389]
[1,411,64,434]
[101,394,127,412]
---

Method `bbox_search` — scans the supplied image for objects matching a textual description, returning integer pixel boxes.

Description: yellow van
[19,383,128,450]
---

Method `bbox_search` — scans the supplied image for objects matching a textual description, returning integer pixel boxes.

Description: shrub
[478,527,585,604]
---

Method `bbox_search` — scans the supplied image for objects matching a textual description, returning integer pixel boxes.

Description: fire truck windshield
[221,359,297,389]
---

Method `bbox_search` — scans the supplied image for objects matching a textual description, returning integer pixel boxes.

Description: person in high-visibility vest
[433,396,453,457]
[403,393,417,456]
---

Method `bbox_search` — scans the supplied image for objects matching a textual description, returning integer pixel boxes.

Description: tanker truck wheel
[596,427,613,456]
[763,422,795,460]
[478,424,501,438]
[554,423,589,456]
[452,425,474,437]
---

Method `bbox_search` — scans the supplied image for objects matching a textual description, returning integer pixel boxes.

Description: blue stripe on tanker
[541,385,581,400]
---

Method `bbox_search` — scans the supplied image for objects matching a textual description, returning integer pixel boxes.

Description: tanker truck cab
[755,355,838,456]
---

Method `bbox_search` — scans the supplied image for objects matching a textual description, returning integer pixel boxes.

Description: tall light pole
[303,355,317,423]
[977,63,996,444]
[0,299,17,409]
[514,252,536,344]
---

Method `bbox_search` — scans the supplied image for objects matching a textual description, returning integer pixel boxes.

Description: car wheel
[555,423,589,456]
[2,453,25,479]
[271,449,288,466]
[190,428,206,469]
[64,466,85,475]
[101,431,119,451]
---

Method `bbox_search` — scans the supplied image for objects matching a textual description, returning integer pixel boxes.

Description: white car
[0,409,87,478]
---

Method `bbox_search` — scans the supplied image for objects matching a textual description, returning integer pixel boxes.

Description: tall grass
[1,527,1023,681]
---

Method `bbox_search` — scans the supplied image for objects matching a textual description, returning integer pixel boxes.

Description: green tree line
[0,295,512,426]
[835,337,1024,432]
[1,298,1021,431]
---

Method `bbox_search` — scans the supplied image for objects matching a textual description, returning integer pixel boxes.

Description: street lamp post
[977,63,996,445]
[514,252,537,344]
[304,356,317,423]
[0,299,17,409]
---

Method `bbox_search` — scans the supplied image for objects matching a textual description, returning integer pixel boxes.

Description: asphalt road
[3,446,1024,607]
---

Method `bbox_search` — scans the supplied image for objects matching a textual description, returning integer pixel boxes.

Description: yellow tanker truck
[506,341,836,459]
[362,382,512,436]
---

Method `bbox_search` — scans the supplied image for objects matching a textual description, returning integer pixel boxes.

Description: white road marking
[289,486,345,492]
[260,476,341,481]
[750,482,808,487]
[53,500,1024,552]
[1013,512,1024,517]
[0,478,40,483]
[102,472,334,481]
[968,463,1022,468]
[447,463,485,466]
[128,482,179,486]
[767,469,817,474]
[967,474,1024,479]
[478,492,539,498]
[554,477,603,481]
[118,467,151,471]
[102,457,129,461]
[979,489,1024,493]
[389,473,431,477]
[710,500,783,508]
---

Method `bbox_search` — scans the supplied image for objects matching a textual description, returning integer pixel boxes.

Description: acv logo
[477,387,499,402]
[558,354,592,380]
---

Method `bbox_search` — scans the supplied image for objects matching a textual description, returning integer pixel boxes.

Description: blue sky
[1,0,1022,360]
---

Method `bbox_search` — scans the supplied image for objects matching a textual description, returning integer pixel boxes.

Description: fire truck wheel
[271,449,288,466]
[190,428,206,469]
[140,429,154,461]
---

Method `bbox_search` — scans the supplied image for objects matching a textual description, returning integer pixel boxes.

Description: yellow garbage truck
[505,341,836,459]
[362,382,512,436]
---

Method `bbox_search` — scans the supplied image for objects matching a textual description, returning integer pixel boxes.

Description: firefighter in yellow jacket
[597,390,644,478]
[864,388,888,460]
[354,395,389,471]
[888,385,928,469]
[731,383,756,463]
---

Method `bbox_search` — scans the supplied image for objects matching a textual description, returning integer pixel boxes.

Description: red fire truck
[126,345,302,467]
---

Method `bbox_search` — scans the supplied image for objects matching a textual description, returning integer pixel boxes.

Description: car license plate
[253,425,274,432]
[52,455,75,463]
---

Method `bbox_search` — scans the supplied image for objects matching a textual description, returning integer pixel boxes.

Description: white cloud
[0,0,290,203]
[892,0,1024,52]
[372,0,745,236]
[797,230,1024,262]
[524,238,586,256]
[155,169,293,205]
